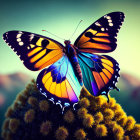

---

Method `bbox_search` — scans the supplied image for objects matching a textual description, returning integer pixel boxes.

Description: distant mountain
[0,72,32,138]
[120,72,140,101]
[120,73,140,87]
[0,93,5,108]
[110,72,140,97]
[0,72,32,93]
[0,72,32,107]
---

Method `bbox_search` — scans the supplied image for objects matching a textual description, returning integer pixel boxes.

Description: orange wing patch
[41,71,78,100]
[96,33,109,37]
[30,49,46,63]
[78,52,120,99]
[100,72,109,84]
[93,38,110,43]
[36,55,82,105]
[3,31,64,71]
[92,71,105,90]
[34,50,63,69]
[101,58,113,67]
[81,42,111,50]
[28,47,42,57]
[26,37,64,70]
[102,68,112,79]
[74,12,125,53]
[75,28,112,53]
[61,81,68,98]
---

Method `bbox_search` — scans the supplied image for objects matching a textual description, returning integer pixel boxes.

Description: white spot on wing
[95,22,101,26]
[109,23,113,26]
[101,28,105,31]
[16,34,22,38]
[106,16,111,19]
[29,34,34,41]
[17,38,21,42]
[108,19,112,23]
[19,42,24,46]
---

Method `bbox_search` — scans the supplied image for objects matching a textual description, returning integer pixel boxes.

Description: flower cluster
[1,80,140,140]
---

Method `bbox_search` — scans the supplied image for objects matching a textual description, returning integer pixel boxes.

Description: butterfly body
[65,40,83,86]
[3,12,125,108]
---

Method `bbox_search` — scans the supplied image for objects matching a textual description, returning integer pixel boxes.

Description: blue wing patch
[37,55,82,107]
[78,52,120,101]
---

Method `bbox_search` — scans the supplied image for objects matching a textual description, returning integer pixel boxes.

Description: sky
[0,0,140,79]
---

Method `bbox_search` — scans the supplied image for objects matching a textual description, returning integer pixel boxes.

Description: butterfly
[3,12,125,108]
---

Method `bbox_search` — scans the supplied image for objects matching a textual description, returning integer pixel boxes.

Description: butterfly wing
[3,31,64,71]
[78,52,120,100]
[74,12,125,53]
[37,55,82,106]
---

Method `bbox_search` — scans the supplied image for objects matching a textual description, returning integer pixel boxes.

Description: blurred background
[0,0,140,137]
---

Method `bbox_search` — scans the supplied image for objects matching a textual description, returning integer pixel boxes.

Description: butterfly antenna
[42,30,65,41]
[69,20,83,40]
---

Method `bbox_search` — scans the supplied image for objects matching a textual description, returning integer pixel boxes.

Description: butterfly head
[64,40,71,45]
